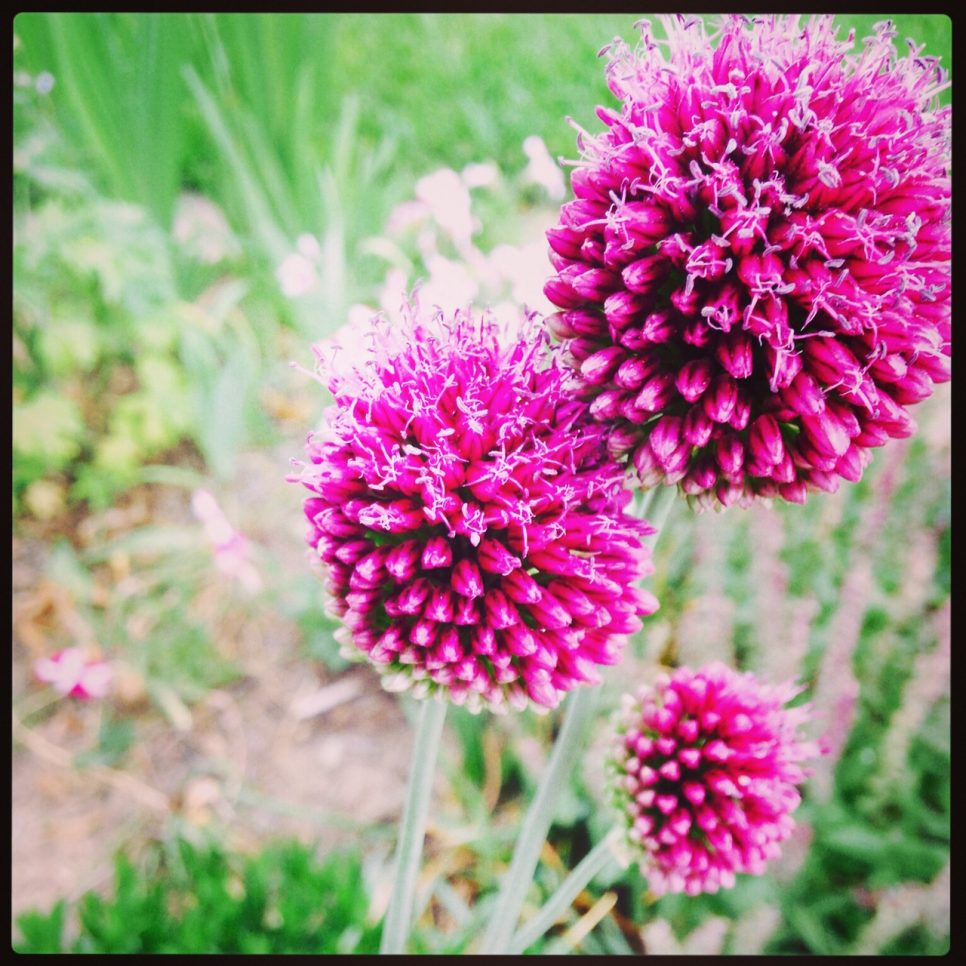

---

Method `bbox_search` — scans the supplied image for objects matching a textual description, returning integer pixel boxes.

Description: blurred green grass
[15,13,950,227]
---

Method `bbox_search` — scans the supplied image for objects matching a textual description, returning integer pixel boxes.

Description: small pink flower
[291,301,659,713]
[609,662,823,895]
[546,15,950,507]
[191,490,262,594]
[35,647,112,700]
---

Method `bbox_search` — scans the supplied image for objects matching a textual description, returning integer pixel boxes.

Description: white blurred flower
[420,253,479,312]
[191,489,262,594]
[461,161,501,189]
[172,193,240,264]
[379,269,412,320]
[415,168,476,249]
[387,200,429,235]
[35,71,55,95]
[488,240,554,309]
[296,233,322,259]
[522,134,565,200]
[276,252,318,298]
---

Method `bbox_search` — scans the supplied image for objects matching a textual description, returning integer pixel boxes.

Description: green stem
[379,697,448,955]
[479,483,678,954]
[478,684,601,953]
[639,482,677,538]
[509,830,620,953]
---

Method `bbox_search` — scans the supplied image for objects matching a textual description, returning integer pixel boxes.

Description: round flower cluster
[545,15,951,507]
[292,304,658,713]
[609,662,822,895]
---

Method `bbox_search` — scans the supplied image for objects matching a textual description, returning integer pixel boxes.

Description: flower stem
[508,829,620,953]
[478,683,601,953]
[478,483,677,954]
[379,696,448,954]
[639,482,677,538]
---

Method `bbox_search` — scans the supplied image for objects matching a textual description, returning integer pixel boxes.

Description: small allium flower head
[546,15,951,507]
[291,302,658,713]
[608,662,823,896]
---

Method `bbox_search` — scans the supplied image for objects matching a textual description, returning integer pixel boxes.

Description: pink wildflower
[609,662,823,895]
[191,489,262,594]
[545,16,950,508]
[35,647,112,700]
[291,302,658,713]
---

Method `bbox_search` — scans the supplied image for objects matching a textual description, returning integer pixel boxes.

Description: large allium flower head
[546,15,951,508]
[608,662,823,896]
[291,300,659,713]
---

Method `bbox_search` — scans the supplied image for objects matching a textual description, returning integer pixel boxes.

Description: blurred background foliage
[12,13,950,955]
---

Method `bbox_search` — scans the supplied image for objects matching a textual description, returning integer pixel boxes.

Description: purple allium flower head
[545,15,951,508]
[291,302,659,713]
[609,662,823,895]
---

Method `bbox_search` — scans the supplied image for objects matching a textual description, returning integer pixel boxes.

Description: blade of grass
[509,830,620,954]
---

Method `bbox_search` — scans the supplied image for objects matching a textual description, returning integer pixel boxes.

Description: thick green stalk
[508,830,620,953]
[639,482,677,538]
[379,697,448,954]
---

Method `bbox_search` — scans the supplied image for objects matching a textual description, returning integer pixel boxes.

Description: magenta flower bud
[763,344,803,390]
[546,225,585,260]
[647,416,683,466]
[748,414,784,467]
[782,371,826,418]
[618,200,671,243]
[641,310,677,344]
[635,372,676,414]
[543,276,585,310]
[671,283,704,319]
[682,405,714,448]
[715,434,745,479]
[703,375,739,424]
[675,358,714,403]
[833,443,865,483]
[802,337,862,387]
[715,332,754,380]
[727,392,751,431]
[580,345,626,385]
[451,558,484,599]
[603,290,653,330]
[682,455,717,494]
[501,568,544,606]
[590,389,626,422]
[890,366,934,405]
[476,536,521,576]
[421,535,453,569]
[632,441,665,488]
[800,410,851,459]
[622,254,670,295]
[615,355,661,391]
[542,14,948,506]
[573,267,622,302]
